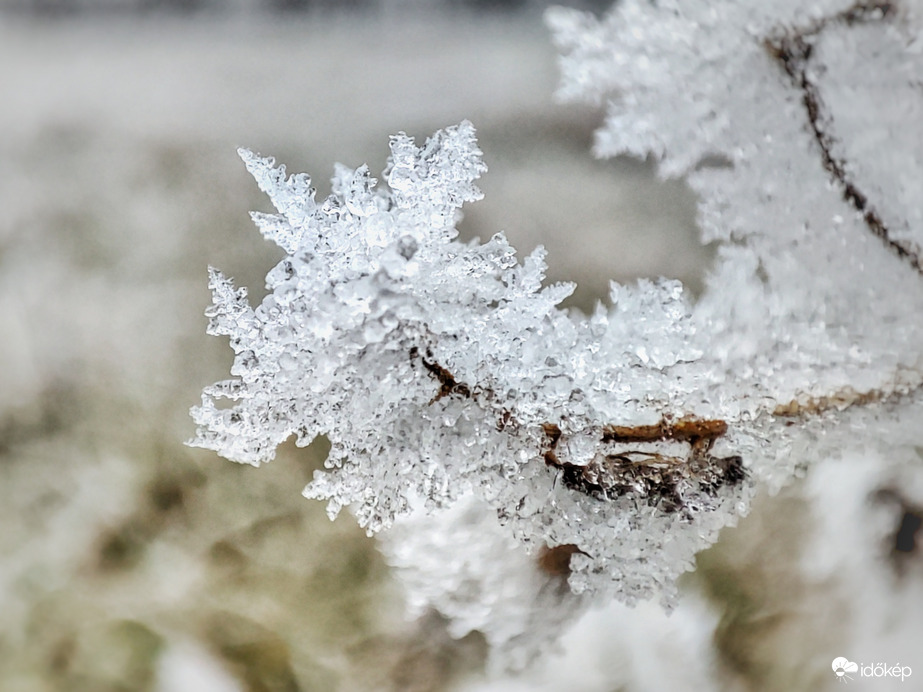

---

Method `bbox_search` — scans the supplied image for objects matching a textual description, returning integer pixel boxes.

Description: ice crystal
[191,0,923,665]
[191,120,755,607]
[380,495,588,670]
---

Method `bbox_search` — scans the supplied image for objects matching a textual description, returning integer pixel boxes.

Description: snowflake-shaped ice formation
[189,120,760,607]
[191,0,923,652]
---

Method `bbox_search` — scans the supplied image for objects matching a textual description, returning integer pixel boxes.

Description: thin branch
[765,1,922,275]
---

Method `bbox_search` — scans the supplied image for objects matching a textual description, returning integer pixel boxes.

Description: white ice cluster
[547,0,923,417]
[190,120,755,605]
[191,0,923,664]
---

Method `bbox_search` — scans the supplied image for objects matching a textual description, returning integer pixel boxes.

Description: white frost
[191,0,923,665]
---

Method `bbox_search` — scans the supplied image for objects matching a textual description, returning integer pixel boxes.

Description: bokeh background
[2,2,919,691]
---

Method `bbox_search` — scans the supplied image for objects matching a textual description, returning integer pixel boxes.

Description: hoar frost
[191,120,752,605]
[191,0,923,665]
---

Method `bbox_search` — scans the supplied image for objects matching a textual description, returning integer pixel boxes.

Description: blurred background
[5,1,918,691]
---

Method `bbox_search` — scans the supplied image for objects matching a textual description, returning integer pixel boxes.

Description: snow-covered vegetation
[3,2,921,690]
[192,0,923,685]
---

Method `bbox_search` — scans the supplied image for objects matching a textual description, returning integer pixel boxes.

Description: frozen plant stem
[191,0,923,664]
[765,0,922,274]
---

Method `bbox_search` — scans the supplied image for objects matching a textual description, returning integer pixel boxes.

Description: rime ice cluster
[380,495,589,669]
[191,0,923,665]
[548,0,923,420]
[191,121,751,608]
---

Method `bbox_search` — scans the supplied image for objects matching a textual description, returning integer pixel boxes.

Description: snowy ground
[1,7,919,692]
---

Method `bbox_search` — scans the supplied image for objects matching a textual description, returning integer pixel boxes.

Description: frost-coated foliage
[191,0,923,663]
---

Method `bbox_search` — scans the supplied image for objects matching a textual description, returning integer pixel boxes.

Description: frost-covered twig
[190,0,923,664]
[765,0,922,274]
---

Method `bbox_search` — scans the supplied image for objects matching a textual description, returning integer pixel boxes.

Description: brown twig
[765,1,922,275]
[542,417,744,513]
[410,346,471,403]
